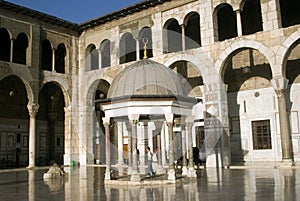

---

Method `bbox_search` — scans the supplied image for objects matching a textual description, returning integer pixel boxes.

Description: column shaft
[131,120,138,172]
[181,24,186,51]
[236,10,243,36]
[27,104,39,168]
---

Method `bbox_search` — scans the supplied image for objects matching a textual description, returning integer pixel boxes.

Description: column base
[105,168,111,180]
[182,166,188,176]
[278,159,294,168]
[130,173,141,181]
[27,165,35,169]
[187,167,197,178]
[168,168,176,181]
[156,165,166,174]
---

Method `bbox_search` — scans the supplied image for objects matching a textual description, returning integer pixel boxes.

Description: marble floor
[0,166,299,201]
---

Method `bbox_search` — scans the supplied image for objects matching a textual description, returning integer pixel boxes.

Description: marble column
[52,48,56,72]
[103,117,111,180]
[95,125,101,165]
[129,114,140,181]
[28,170,35,201]
[27,103,39,169]
[117,122,124,166]
[135,38,140,60]
[181,127,188,175]
[235,9,243,36]
[271,78,294,166]
[165,113,175,181]
[125,122,132,170]
[63,106,73,166]
[10,39,14,62]
[161,123,167,166]
[186,116,196,177]
[97,48,102,69]
[181,24,186,51]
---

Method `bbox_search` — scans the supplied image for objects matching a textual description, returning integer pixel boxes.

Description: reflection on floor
[0,166,299,200]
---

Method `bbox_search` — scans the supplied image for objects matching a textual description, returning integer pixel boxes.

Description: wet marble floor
[0,166,299,201]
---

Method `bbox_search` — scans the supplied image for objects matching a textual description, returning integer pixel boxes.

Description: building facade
[0,0,300,169]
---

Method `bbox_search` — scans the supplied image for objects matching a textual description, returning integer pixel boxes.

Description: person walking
[146,147,155,177]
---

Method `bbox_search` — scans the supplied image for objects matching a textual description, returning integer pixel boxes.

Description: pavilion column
[165,113,176,181]
[95,124,101,164]
[181,125,188,176]
[103,117,111,180]
[271,78,294,167]
[181,24,186,51]
[27,103,39,169]
[186,116,196,177]
[52,48,56,72]
[235,9,243,36]
[129,114,141,181]
[140,122,147,165]
[117,122,124,166]
[125,122,132,169]
[161,123,167,166]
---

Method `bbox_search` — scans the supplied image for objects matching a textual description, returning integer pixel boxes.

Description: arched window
[241,0,263,35]
[100,40,111,68]
[13,33,28,65]
[0,28,11,62]
[85,44,99,71]
[55,43,66,74]
[216,4,237,41]
[119,33,136,64]
[280,0,300,28]
[41,40,52,71]
[138,27,153,59]
[184,12,201,49]
[163,19,182,53]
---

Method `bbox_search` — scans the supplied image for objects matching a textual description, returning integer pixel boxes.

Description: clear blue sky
[7,0,143,23]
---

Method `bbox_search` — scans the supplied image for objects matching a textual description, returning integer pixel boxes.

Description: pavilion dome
[107,59,190,98]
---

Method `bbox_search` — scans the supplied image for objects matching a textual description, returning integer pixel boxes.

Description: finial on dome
[142,37,148,59]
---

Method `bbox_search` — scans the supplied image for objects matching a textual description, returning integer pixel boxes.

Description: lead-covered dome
[107,59,190,98]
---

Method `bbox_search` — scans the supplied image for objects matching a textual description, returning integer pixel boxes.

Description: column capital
[27,103,40,118]
[128,114,140,122]
[271,77,289,97]
[165,113,174,123]
[102,117,110,126]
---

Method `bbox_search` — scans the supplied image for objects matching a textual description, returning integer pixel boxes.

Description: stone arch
[55,43,67,74]
[278,30,300,77]
[42,75,71,107]
[0,74,35,105]
[215,39,276,79]
[99,39,111,68]
[85,43,99,71]
[163,52,217,84]
[82,73,113,106]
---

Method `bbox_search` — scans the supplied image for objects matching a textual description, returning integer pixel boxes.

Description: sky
[6,0,143,23]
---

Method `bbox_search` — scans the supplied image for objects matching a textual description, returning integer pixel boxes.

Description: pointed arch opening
[55,43,66,74]
[119,32,136,64]
[280,0,300,28]
[184,12,201,49]
[138,27,153,59]
[215,3,237,41]
[241,0,263,35]
[38,82,65,165]
[100,40,111,68]
[163,19,182,53]
[13,33,28,65]
[0,28,10,62]
[85,44,99,71]
[41,39,52,71]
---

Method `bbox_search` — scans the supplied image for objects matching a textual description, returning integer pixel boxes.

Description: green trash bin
[70,160,75,168]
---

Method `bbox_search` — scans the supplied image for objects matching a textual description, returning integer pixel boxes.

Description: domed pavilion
[97,58,197,182]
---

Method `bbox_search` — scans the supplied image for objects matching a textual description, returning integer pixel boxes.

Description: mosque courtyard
[0,166,299,201]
